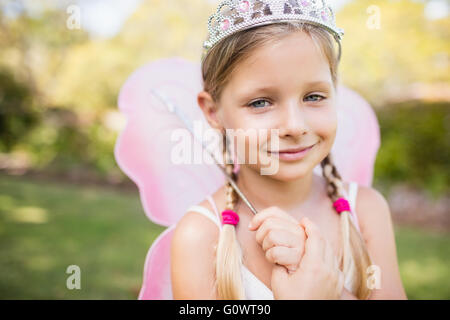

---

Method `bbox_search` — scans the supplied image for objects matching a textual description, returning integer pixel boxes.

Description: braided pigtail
[321,154,372,300]
[215,133,246,299]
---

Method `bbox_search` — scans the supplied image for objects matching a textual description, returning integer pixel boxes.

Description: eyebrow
[304,80,332,88]
[238,80,332,98]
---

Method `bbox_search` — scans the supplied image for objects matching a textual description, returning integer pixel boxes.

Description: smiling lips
[267,144,316,161]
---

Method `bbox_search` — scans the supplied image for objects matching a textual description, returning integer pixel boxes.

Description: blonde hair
[202,22,372,300]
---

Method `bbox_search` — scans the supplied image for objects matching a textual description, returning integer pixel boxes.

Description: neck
[235,165,320,215]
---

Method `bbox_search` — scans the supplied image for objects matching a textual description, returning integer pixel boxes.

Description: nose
[278,100,308,138]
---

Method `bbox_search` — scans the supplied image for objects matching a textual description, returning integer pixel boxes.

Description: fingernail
[248,222,253,229]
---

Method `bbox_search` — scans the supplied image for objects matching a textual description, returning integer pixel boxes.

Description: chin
[266,162,315,181]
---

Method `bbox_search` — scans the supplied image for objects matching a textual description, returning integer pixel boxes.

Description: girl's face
[207,31,337,181]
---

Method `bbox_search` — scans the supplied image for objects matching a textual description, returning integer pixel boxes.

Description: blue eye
[247,95,326,109]
[248,99,270,109]
[305,94,326,102]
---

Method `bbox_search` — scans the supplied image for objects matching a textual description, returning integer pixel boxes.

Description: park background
[0,0,448,299]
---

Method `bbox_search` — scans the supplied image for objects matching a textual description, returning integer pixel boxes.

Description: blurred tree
[0,68,38,151]
[0,1,89,106]
[48,0,213,112]
[375,101,450,196]
[337,0,449,106]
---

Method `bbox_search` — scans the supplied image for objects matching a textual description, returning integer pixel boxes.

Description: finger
[300,217,325,251]
[271,263,289,281]
[256,218,301,246]
[299,217,326,264]
[262,229,298,252]
[249,206,298,231]
[266,246,302,272]
[299,216,321,239]
[255,217,281,245]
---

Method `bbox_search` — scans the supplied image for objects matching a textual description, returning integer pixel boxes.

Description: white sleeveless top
[186,181,362,300]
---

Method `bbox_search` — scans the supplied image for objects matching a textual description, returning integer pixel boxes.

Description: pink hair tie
[333,198,351,214]
[221,210,239,226]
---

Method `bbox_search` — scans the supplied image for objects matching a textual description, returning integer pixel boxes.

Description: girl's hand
[248,206,306,272]
[270,217,345,300]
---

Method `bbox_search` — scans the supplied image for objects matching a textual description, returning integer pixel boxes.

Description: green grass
[394,225,450,299]
[0,175,449,299]
[0,175,165,299]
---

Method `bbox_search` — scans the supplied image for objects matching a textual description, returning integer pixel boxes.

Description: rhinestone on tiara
[203,0,345,61]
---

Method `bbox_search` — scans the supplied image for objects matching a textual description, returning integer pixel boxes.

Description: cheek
[225,113,271,131]
[308,107,337,141]
[222,113,271,157]
[234,130,269,165]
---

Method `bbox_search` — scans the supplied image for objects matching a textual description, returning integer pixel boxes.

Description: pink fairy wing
[114,58,380,299]
[138,226,175,299]
[115,57,225,227]
[331,85,380,187]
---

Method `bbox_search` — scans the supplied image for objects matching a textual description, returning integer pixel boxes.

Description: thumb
[300,216,318,238]
[272,263,289,279]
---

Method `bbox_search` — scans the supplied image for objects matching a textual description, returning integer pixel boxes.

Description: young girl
[171,0,407,300]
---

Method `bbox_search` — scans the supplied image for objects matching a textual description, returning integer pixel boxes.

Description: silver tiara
[203,0,345,61]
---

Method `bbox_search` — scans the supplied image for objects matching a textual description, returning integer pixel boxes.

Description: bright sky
[79,0,449,39]
[77,0,142,38]
[2,0,448,38]
[80,0,353,38]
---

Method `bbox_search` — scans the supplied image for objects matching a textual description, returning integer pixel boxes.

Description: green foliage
[18,108,122,178]
[375,101,450,197]
[0,68,39,151]
[24,107,91,169]
[338,0,450,106]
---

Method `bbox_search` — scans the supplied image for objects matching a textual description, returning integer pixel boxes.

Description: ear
[197,91,223,131]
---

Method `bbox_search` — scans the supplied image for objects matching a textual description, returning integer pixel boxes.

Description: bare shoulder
[353,184,408,299]
[174,198,220,238]
[170,198,221,299]
[353,184,392,240]
[355,184,389,208]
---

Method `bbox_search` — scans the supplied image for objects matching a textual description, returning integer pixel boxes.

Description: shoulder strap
[185,195,222,229]
[206,195,220,219]
[347,182,361,232]
[348,182,358,211]
[185,205,222,229]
